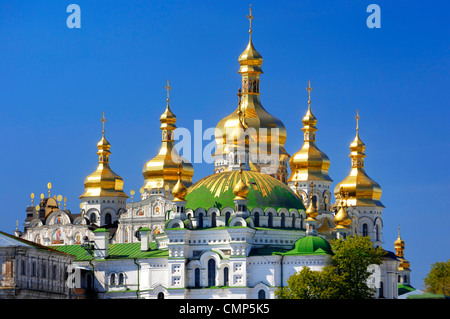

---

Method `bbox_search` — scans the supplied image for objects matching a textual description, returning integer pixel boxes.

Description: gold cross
[355,109,360,131]
[306,81,313,101]
[165,80,171,101]
[101,112,107,135]
[247,4,254,34]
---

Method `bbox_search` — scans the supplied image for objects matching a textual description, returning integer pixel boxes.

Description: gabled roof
[0,230,72,256]
[52,242,169,261]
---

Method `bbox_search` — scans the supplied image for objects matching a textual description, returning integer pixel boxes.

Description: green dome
[185,170,305,212]
[285,236,333,256]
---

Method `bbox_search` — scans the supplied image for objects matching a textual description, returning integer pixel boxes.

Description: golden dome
[305,182,318,220]
[172,169,188,202]
[333,111,383,207]
[214,8,289,181]
[305,200,318,221]
[334,204,352,229]
[233,168,250,200]
[80,114,128,199]
[287,82,332,183]
[394,227,410,270]
[142,82,194,191]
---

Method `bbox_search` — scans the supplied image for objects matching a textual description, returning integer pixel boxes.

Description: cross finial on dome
[101,112,107,136]
[355,109,360,132]
[165,80,172,102]
[306,81,313,104]
[247,4,254,34]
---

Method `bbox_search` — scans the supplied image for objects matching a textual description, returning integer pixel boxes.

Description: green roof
[283,236,333,256]
[52,242,168,261]
[407,292,449,299]
[398,284,416,295]
[185,170,305,211]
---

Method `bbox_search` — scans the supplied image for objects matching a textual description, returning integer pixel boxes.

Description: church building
[12,7,410,299]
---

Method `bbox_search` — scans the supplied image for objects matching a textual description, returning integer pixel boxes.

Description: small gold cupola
[233,166,250,201]
[333,110,383,207]
[288,81,332,183]
[334,189,352,229]
[172,165,188,202]
[142,81,194,191]
[80,113,128,199]
[395,226,411,270]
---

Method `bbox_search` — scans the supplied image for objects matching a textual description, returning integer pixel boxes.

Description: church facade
[12,8,410,299]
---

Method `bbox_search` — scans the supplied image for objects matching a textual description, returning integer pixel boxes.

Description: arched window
[105,213,112,225]
[225,212,231,226]
[32,261,36,277]
[194,268,201,288]
[268,213,273,228]
[223,267,229,286]
[258,289,266,299]
[379,281,384,298]
[207,259,216,287]
[280,213,285,228]
[292,214,296,228]
[90,213,97,224]
[312,195,317,208]
[375,224,380,241]
[198,213,204,228]
[254,212,260,227]
[118,273,124,285]
[110,273,116,286]
[211,212,217,228]
[157,292,165,299]
[362,223,368,237]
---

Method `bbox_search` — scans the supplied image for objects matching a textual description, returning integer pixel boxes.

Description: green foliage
[424,259,450,296]
[275,235,386,299]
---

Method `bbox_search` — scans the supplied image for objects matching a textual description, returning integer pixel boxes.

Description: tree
[275,265,347,299]
[424,259,450,296]
[275,236,386,299]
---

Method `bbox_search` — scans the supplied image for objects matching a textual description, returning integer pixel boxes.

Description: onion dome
[288,82,332,183]
[334,202,352,229]
[233,167,250,200]
[395,226,411,270]
[172,168,188,202]
[142,81,194,191]
[80,113,128,199]
[333,111,383,207]
[185,170,304,212]
[214,6,289,181]
[305,182,319,221]
[284,235,333,256]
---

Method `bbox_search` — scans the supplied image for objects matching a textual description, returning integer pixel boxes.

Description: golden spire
[79,113,128,199]
[287,81,332,183]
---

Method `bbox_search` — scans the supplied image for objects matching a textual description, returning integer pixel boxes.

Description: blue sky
[0,0,448,290]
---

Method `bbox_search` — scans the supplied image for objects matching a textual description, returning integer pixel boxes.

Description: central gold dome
[214,17,289,181]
